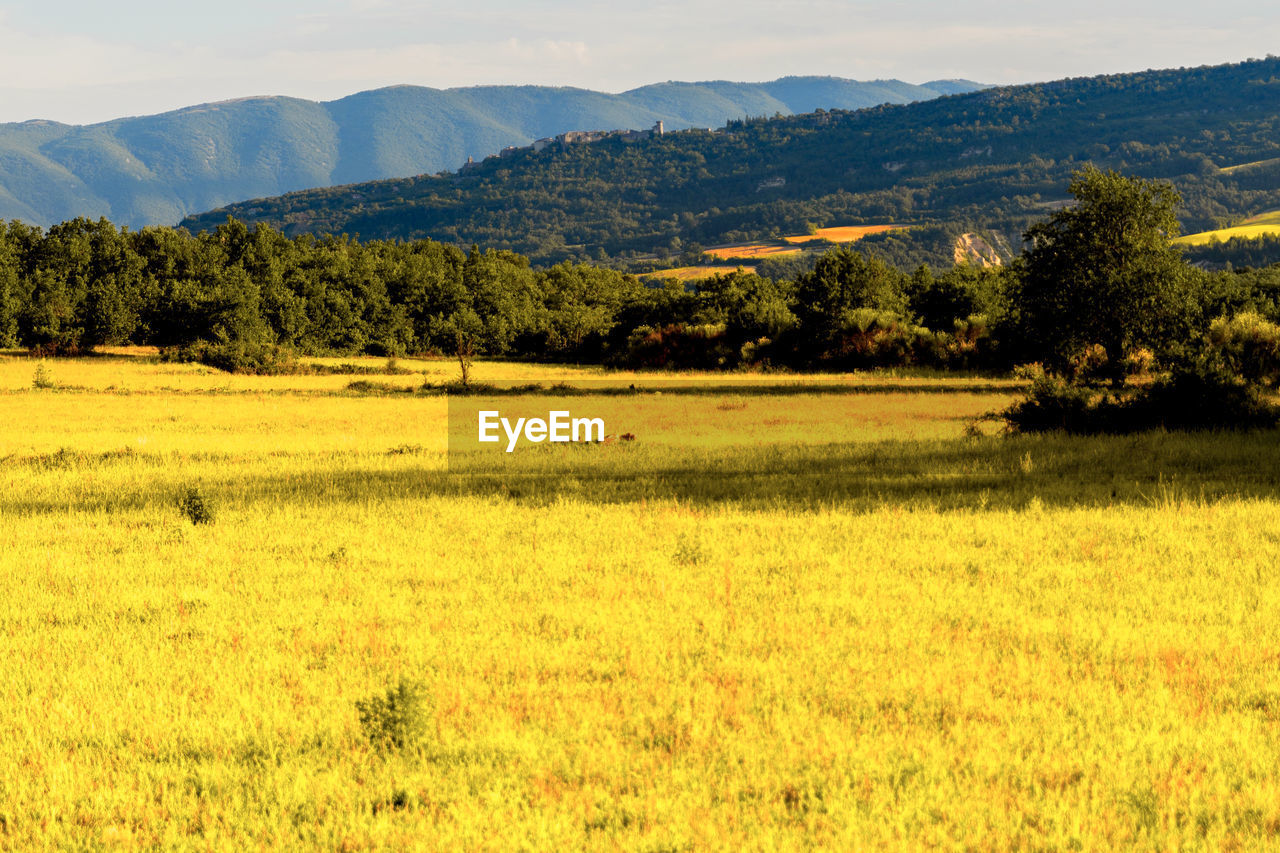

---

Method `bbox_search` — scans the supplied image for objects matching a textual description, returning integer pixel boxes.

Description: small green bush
[159,341,304,375]
[178,485,215,525]
[1000,374,1101,434]
[1001,361,1278,434]
[1127,360,1278,431]
[356,678,430,751]
[31,362,55,390]
[1207,312,1280,388]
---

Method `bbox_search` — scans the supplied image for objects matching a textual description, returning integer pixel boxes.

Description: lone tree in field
[1014,166,1203,377]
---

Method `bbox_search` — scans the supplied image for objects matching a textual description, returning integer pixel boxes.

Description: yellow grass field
[648,224,902,276]
[4,353,1280,848]
[703,245,801,260]
[1218,157,1280,175]
[641,264,756,281]
[1175,210,1280,245]
[783,224,903,244]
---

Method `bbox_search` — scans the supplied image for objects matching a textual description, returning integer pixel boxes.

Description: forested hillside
[0,77,978,229]
[183,58,1280,267]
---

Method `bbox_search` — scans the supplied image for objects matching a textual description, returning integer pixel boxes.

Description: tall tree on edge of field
[1013,166,1204,377]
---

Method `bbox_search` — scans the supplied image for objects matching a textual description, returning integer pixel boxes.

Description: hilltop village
[462,121,666,169]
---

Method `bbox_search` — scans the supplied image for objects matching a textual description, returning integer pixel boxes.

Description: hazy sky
[1,0,1278,124]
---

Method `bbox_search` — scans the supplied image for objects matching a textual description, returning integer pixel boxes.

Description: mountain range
[0,77,981,229]
[179,58,1280,268]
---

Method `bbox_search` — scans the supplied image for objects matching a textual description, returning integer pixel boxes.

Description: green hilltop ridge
[0,77,981,229]
[180,58,1280,269]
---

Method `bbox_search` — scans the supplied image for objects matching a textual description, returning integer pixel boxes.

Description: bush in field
[31,361,55,390]
[622,323,733,369]
[1126,359,1278,431]
[1000,374,1101,434]
[1001,361,1277,434]
[356,678,430,752]
[1206,312,1280,388]
[160,340,303,375]
[925,314,996,369]
[178,485,215,525]
[820,310,929,369]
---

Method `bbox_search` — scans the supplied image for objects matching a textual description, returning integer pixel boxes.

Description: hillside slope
[0,77,980,228]
[182,58,1280,266]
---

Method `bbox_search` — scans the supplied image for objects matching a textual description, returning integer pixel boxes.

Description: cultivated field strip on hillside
[1175,209,1280,246]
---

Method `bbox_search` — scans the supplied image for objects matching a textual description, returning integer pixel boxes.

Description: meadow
[1174,209,1280,246]
[647,223,901,278]
[3,352,1280,849]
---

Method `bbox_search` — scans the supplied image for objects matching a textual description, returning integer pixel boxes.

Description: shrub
[178,486,215,525]
[1000,374,1102,434]
[817,310,931,369]
[1001,361,1278,434]
[918,314,996,369]
[159,341,304,375]
[1126,360,1278,431]
[621,323,732,369]
[1068,343,1110,382]
[738,336,775,367]
[1207,312,1280,388]
[31,361,54,390]
[356,678,430,751]
[27,341,84,358]
[1121,347,1157,380]
[1012,362,1047,381]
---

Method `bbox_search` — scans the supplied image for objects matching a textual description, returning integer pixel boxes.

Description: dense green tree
[0,223,27,347]
[1013,166,1205,373]
[29,218,147,349]
[540,262,638,356]
[383,240,467,352]
[18,269,80,352]
[793,248,909,350]
[909,263,1010,331]
[462,247,545,354]
[694,270,796,344]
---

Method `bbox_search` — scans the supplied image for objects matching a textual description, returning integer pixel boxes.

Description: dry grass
[784,224,903,244]
[643,223,902,275]
[4,354,1280,848]
[1175,210,1280,245]
[703,244,802,260]
[1218,157,1280,175]
[640,264,756,280]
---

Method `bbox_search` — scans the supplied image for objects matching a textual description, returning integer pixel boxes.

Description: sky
[1,0,1278,125]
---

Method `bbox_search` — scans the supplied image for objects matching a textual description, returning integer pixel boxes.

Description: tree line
[5,168,1280,390]
[0,214,1015,370]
